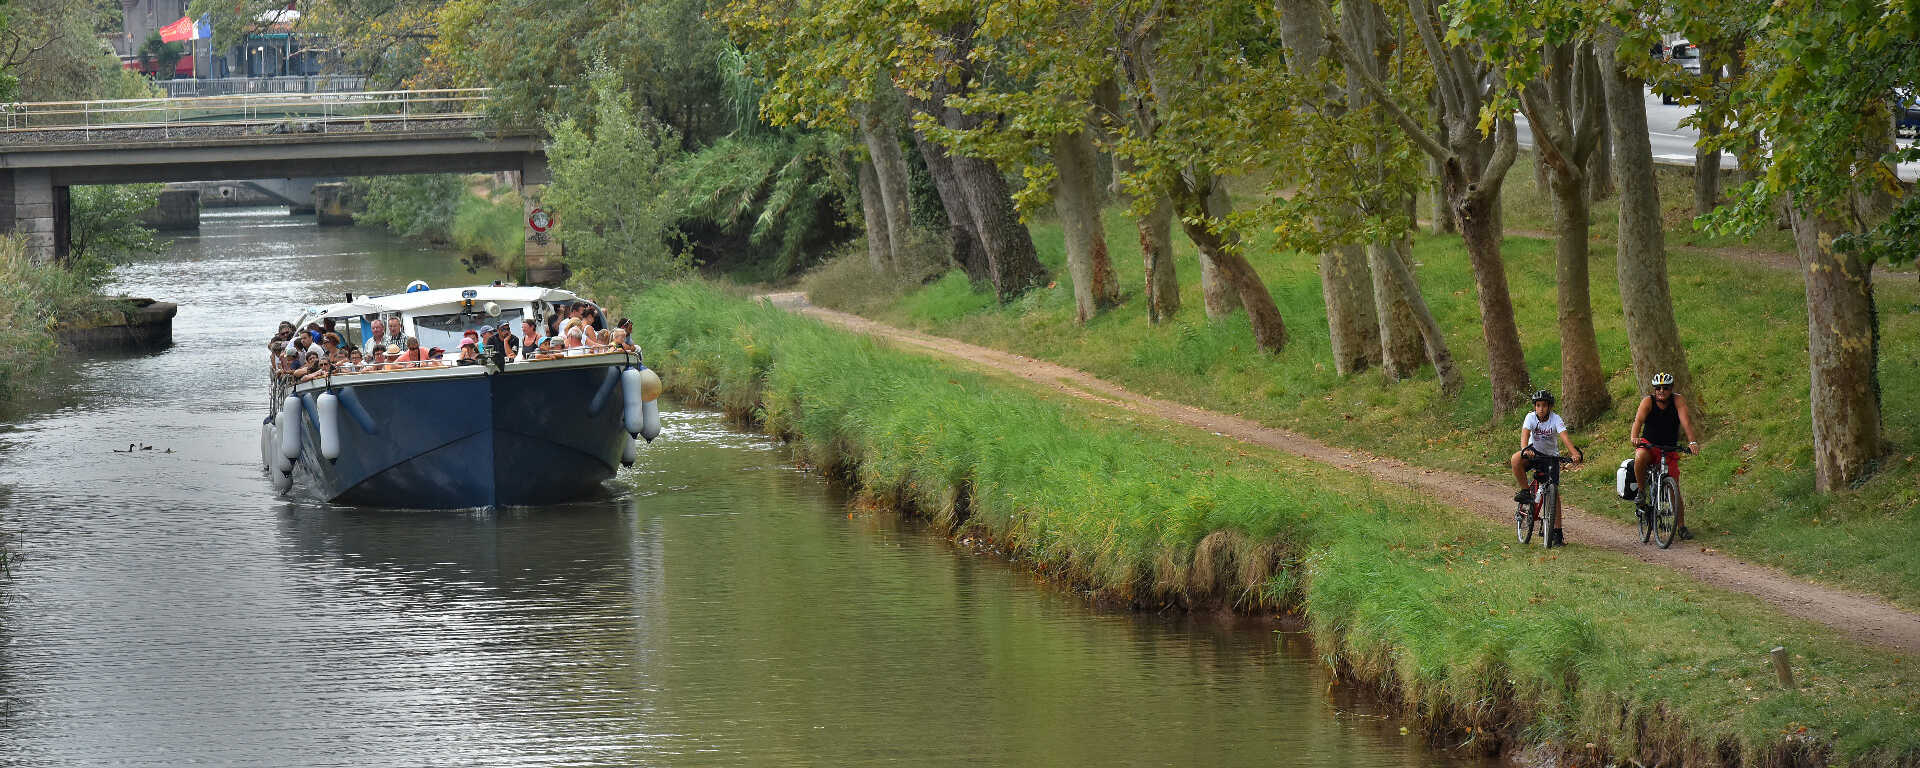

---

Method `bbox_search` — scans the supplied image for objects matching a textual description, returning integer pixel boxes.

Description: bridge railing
[0,88,494,139]
[159,76,371,98]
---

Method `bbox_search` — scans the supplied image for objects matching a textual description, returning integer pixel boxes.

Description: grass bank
[0,235,125,403]
[803,154,1920,612]
[632,280,1918,767]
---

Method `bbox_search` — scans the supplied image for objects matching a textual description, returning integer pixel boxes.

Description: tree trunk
[908,116,991,286]
[1598,33,1694,401]
[1176,174,1285,352]
[1450,172,1532,410]
[1189,183,1242,317]
[911,22,1049,302]
[1548,171,1609,426]
[1789,200,1883,492]
[1051,127,1122,323]
[856,160,892,273]
[1322,243,1379,374]
[1426,147,1454,234]
[952,150,1048,302]
[1368,239,1428,379]
[1381,237,1462,396]
[1693,68,1724,217]
[1587,86,1615,202]
[1139,193,1179,323]
[857,108,915,266]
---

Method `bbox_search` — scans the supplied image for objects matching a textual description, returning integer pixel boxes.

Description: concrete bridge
[0,89,559,277]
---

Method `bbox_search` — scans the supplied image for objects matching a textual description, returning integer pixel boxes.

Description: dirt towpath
[762,291,1920,654]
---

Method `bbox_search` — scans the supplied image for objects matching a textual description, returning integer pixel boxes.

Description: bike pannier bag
[1615,458,1637,500]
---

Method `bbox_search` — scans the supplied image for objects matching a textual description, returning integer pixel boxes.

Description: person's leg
[1671,454,1688,534]
[1633,447,1653,506]
[1510,451,1528,488]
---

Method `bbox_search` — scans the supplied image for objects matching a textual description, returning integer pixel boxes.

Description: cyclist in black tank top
[1631,373,1701,538]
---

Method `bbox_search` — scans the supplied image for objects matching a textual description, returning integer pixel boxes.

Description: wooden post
[1770,646,1795,689]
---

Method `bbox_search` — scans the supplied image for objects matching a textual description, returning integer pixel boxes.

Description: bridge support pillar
[313,182,354,225]
[0,169,65,263]
[518,154,567,285]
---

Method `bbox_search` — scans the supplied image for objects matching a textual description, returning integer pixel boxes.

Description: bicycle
[1516,449,1576,548]
[1634,441,1692,549]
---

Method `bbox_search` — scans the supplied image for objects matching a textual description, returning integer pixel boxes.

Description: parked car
[1896,87,1920,139]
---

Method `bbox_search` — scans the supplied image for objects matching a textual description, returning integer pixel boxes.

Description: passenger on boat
[456,341,481,366]
[427,347,446,365]
[611,328,637,353]
[384,316,404,340]
[395,336,425,366]
[520,319,540,355]
[346,348,364,371]
[368,317,387,349]
[381,343,403,370]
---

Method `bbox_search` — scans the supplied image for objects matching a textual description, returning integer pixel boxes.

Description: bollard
[1770,646,1796,689]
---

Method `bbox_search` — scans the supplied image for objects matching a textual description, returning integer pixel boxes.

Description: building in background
[114,2,343,83]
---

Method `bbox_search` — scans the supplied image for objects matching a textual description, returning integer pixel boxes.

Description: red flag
[158,16,196,43]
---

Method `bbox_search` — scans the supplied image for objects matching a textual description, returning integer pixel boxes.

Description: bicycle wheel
[1516,494,1535,544]
[1543,486,1560,549]
[1653,476,1678,549]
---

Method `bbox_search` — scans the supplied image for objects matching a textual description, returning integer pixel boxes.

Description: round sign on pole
[528,207,553,233]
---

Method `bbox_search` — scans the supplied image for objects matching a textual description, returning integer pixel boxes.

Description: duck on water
[260,281,664,509]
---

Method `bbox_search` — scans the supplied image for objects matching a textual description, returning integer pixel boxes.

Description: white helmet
[405,280,431,293]
[1650,372,1675,387]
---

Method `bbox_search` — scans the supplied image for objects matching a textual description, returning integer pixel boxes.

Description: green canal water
[0,208,1489,766]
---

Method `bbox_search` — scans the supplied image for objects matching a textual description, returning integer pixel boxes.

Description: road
[1516,89,1920,182]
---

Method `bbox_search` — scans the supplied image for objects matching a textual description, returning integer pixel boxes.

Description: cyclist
[1630,372,1701,540]
[1510,390,1584,546]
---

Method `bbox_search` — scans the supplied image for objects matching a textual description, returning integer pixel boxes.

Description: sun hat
[385,344,402,355]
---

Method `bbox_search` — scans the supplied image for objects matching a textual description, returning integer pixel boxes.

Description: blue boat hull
[282,360,634,508]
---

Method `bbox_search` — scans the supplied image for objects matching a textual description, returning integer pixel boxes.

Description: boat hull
[282,357,635,508]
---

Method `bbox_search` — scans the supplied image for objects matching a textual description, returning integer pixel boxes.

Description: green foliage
[138,32,185,80]
[664,132,851,279]
[4,0,132,100]
[356,175,464,242]
[449,189,525,265]
[69,184,164,283]
[633,279,1920,766]
[544,65,686,296]
[0,236,95,401]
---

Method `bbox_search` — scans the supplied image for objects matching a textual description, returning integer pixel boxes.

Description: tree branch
[1323,16,1449,162]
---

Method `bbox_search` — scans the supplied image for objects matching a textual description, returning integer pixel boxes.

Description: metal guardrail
[159,76,369,98]
[0,88,493,139]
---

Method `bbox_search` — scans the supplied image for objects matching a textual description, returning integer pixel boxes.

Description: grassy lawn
[800,156,1920,611]
[633,281,1920,766]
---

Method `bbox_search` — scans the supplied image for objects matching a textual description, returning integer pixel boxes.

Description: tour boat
[260,284,662,509]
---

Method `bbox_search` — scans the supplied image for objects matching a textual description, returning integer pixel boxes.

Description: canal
[0,208,1484,766]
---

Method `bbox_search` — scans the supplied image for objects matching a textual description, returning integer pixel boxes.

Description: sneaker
[1514,489,1531,502]
[1676,526,1693,541]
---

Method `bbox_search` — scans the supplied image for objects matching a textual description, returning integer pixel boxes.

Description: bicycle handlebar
[1633,439,1693,455]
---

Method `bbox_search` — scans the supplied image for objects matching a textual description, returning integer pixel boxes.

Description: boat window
[412,308,525,352]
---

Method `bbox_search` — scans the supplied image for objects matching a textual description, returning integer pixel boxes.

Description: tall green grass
[0,235,107,402]
[630,280,1920,767]
[816,188,1920,610]
[450,188,525,267]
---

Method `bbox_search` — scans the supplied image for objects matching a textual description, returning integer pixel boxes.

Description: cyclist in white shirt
[1510,389,1583,503]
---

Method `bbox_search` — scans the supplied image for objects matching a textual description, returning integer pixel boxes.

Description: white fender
[316,391,342,461]
[621,436,637,467]
[621,367,645,435]
[637,367,662,403]
[279,395,303,460]
[260,421,275,470]
[272,467,292,493]
[640,399,661,443]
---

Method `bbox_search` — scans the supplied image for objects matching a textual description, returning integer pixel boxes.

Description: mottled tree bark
[1138,192,1179,323]
[1114,23,1180,323]
[1789,199,1883,492]
[1322,244,1379,374]
[1051,127,1122,323]
[1191,183,1242,318]
[1174,173,1285,352]
[1597,30,1694,402]
[910,128,991,285]
[857,103,915,268]
[856,160,892,273]
[1368,239,1429,379]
